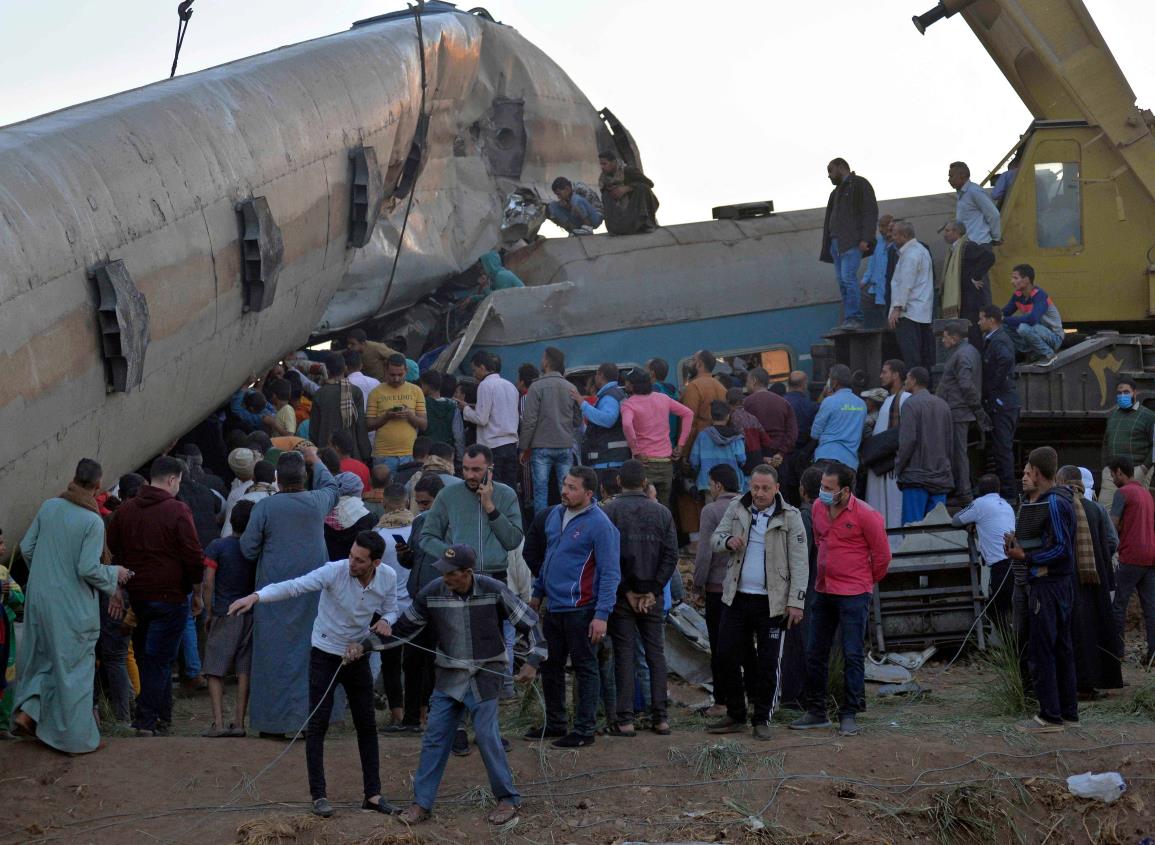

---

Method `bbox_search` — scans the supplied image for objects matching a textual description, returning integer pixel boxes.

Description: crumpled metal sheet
[0,9,605,537]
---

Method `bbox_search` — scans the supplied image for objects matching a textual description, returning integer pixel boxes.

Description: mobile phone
[483,469,492,486]
[392,534,407,546]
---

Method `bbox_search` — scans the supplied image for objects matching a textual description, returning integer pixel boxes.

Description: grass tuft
[978,618,1035,717]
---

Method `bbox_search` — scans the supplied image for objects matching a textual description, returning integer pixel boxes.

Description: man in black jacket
[820,158,878,332]
[602,460,679,736]
[978,305,1020,499]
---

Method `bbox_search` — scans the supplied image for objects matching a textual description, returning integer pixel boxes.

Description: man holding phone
[419,444,524,748]
[367,354,428,473]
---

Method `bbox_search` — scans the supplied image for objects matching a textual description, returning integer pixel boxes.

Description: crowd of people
[822,156,1064,366]
[1,155,1151,828]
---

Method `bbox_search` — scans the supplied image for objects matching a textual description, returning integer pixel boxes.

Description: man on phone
[419,444,524,749]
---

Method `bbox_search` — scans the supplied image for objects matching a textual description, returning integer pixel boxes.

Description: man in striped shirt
[382,544,545,826]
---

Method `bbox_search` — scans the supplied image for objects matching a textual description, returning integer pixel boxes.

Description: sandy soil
[4,639,1155,845]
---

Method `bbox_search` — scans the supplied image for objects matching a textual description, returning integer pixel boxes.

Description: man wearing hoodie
[690,401,748,496]
[519,346,583,514]
[602,460,679,736]
[707,465,809,740]
[530,466,622,748]
[107,455,206,737]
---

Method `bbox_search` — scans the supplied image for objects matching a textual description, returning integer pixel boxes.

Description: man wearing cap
[228,531,398,818]
[381,543,546,826]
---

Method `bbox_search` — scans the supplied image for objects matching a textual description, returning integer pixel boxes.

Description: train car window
[677,345,793,387]
[1034,162,1082,249]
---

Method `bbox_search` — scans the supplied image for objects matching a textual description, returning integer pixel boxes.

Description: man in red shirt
[1108,456,1155,665]
[790,461,890,736]
[331,429,371,492]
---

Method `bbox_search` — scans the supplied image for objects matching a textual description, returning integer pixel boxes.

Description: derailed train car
[0,3,610,533]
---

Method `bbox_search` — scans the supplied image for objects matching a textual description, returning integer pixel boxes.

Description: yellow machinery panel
[992,124,1155,323]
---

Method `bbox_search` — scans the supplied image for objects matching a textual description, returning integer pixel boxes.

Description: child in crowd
[201,500,258,737]
[690,400,747,497]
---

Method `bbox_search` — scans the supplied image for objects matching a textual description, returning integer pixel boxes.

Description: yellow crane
[915,0,1155,325]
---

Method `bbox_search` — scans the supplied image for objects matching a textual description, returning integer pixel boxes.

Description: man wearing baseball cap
[381,543,546,826]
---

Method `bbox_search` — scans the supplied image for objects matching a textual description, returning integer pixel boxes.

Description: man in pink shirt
[789,461,890,737]
[621,370,694,507]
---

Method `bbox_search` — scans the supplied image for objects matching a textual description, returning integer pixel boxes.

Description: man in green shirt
[1100,376,1155,509]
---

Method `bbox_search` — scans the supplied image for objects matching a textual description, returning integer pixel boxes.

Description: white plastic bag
[1066,772,1126,803]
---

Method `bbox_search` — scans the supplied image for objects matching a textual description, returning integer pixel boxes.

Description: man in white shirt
[343,350,381,411]
[460,351,521,488]
[888,220,935,371]
[951,474,1016,625]
[229,531,399,818]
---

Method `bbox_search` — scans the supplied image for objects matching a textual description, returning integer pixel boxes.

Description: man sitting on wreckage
[598,149,660,235]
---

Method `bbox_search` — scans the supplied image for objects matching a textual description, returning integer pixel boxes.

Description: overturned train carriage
[0,5,609,534]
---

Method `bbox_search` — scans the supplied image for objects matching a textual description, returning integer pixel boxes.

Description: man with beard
[597,150,659,235]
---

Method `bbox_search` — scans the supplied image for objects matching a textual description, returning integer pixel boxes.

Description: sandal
[487,801,519,825]
[201,724,228,738]
[651,721,671,736]
[398,804,430,825]
[606,722,637,738]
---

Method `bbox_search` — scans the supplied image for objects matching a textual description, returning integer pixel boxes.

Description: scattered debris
[1066,771,1126,803]
[235,814,322,845]
[877,680,927,697]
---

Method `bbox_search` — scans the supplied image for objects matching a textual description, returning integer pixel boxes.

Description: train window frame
[676,345,794,389]
[1034,161,1083,249]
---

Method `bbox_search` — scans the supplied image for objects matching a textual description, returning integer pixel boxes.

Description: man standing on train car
[820,158,878,332]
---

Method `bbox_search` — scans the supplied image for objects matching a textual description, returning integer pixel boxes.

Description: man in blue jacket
[529,466,621,748]
[810,365,867,469]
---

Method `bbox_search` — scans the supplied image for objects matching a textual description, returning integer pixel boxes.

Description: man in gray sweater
[518,346,583,513]
[936,320,987,503]
[895,367,955,525]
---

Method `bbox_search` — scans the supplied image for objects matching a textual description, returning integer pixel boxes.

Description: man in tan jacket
[706,464,808,740]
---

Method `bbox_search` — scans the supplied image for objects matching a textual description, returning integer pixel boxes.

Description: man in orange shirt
[678,350,728,531]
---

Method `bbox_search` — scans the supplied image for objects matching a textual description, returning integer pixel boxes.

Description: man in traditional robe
[240,448,339,736]
[598,149,659,235]
[1055,465,1124,696]
[13,459,131,753]
[863,359,910,529]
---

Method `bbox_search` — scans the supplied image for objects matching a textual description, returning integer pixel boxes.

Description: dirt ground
[4,631,1155,845]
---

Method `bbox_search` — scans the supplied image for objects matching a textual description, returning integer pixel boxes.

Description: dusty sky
[1,0,1151,224]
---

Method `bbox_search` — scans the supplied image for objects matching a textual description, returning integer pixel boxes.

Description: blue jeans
[96,593,133,722]
[901,488,947,525]
[804,591,871,718]
[181,594,201,679]
[1009,323,1062,360]
[414,690,519,811]
[830,237,864,323]
[548,200,603,232]
[531,447,573,514]
[374,455,412,474]
[130,599,189,730]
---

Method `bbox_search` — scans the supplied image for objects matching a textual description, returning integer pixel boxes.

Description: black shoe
[312,797,334,818]
[551,732,595,749]
[362,797,400,815]
[501,737,512,752]
[523,725,566,740]
[451,729,470,757]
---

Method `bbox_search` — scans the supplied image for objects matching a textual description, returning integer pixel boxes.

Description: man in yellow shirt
[346,329,399,382]
[367,354,428,472]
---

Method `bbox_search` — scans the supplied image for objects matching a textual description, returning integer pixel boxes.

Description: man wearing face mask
[1098,377,1155,510]
[791,461,890,737]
